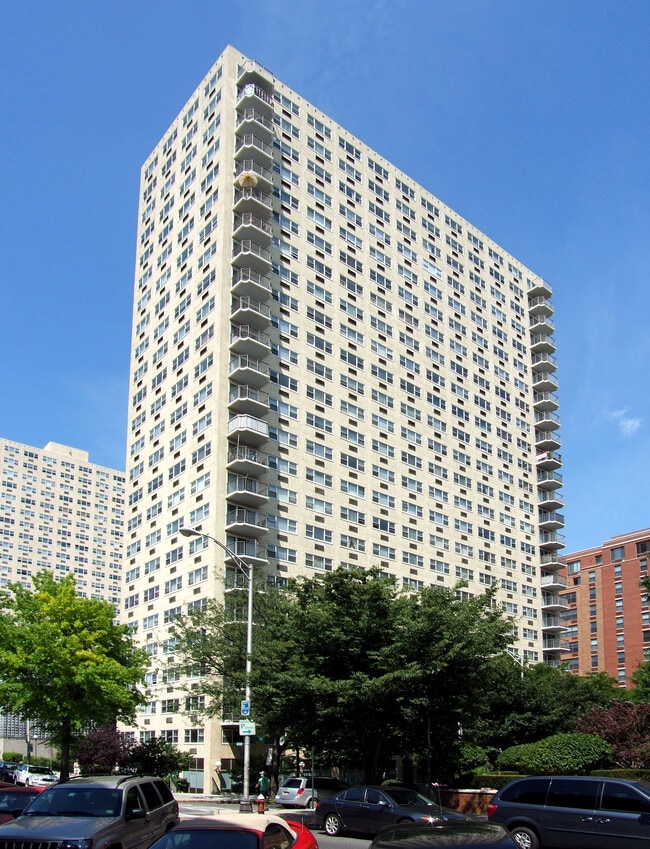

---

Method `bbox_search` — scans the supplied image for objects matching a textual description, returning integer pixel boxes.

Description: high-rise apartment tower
[124,45,564,790]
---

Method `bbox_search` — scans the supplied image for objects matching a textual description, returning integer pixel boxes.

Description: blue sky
[1,0,649,553]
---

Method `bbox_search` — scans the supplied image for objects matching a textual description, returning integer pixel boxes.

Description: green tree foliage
[629,661,650,702]
[0,573,149,781]
[575,701,650,768]
[172,566,516,783]
[127,736,191,777]
[497,733,611,774]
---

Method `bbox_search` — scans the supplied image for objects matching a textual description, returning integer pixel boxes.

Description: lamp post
[180,527,254,803]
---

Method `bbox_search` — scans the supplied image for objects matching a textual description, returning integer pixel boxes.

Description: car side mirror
[126,808,147,820]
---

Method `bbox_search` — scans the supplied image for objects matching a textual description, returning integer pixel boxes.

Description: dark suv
[0,774,179,849]
[487,775,650,849]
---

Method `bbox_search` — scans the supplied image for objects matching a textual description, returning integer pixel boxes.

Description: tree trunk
[59,716,72,782]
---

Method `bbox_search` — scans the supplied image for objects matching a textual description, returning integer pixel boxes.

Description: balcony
[234,185,273,217]
[230,325,271,358]
[229,354,270,388]
[534,411,560,431]
[538,489,564,512]
[227,414,269,447]
[529,314,555,336]
[226,444,268,476]
[235,133,274,165]
[539,530,566,551]
[531,352,557,373]
[231,267,271,300]
[236,82,274,114]
[225,506,268,538]
[532,370,558,393]
[527,277,553,299]
[530,333,556,355]
[541,551,566,572]
[231,295,271,329]
[226,474,269,507]
[225,536,268,567]
[537,469,563,490]
[236,107,274,140]
[228,385,270,417]
[233,212,273,244]
[541,593,568,611]
[539,511,565,531]
[533,392,559,412]
[542,613,564,631]
[231,239,272,274]
[535,429,561,452]
[536,450,562,471]
[541,573,567,590]
[543,636,564,651]
[528,295,553,317]
[234,159,273,193]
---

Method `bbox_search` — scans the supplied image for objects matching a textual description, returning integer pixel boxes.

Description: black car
[370,821,518,848]
[315,785,468,836]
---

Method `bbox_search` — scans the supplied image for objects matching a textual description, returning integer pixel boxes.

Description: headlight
[58,840,93,849]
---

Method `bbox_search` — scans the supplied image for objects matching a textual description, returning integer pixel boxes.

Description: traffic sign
[241,699,250,716]
[239,720,256,736]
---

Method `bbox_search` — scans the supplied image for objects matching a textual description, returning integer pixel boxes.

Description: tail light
[296,788,305,796]
[486,802,497,818]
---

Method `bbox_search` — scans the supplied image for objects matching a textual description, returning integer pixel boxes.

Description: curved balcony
[531,352,557,373]
[536,451,562,471]
[541,592,567,611]
[529,315,555,336]
[234,186,273,217]
[530,334,556,355]
[226,444,268,476]
[532,371,558,393]
[541,551,566,572]
[229,354,270,388]
[225,536,268,568]
[230,325,271,358]
[228,385,270,417]
[538,511,565,531]
[528,295,553,317]
[231,267,271,300]
[227,414,269,447]
[542,613,564,632]
[236,82,274,115]
[225,506,268,538]
[231,296,271,330]
[535,411,560,431]
[236,108,274,141]
[226,474,269,507]
[537,470,563,490]
[231,240,272,275]
[527,278,553,299]
[533,392,559,412]
[535,429,561,452]
[539,531,566,551]
[233,212,273,245]
[538,489,564,512]
[543,636,564,652]
[235,133,274,165]
[234,160,273,193]
[541,573,567,591]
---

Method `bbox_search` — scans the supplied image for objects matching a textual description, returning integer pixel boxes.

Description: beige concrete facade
[123,46,564,791]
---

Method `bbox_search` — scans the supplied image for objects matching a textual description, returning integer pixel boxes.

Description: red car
[0,784,43,824]
[147,812,319,849]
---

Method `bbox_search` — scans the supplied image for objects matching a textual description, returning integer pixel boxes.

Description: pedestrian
[256,770,271,798]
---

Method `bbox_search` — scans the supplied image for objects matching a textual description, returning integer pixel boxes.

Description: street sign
[239,720,256,736]
[241,699,250,716]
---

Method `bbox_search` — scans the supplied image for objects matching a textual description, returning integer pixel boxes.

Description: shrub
[469,773,521,790]
[497,733,611,775]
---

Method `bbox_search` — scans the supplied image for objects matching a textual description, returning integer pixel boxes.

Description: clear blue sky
[1,0,649,553]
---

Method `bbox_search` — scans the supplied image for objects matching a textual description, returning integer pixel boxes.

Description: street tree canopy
[0,572,149,780]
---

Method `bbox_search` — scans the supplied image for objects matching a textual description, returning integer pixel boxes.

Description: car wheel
[324,813,342,836]
[510,825,540,849]
[307,797,317,810]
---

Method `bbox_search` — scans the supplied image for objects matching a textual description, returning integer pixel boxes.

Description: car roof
[175,813,298,839]
[371,821,515,846]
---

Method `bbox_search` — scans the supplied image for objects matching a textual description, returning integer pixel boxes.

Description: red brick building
[561,528,650,687]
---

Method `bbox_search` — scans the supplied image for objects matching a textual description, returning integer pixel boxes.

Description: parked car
[315,785,469,836]
[13,765,57,787]
[487,774,650,849]
[147,812,318,849]
[370,821,519,848]
[0,764,20,784]
[0,787,43,824]
[0,774,179,849]
[275,776,350,809]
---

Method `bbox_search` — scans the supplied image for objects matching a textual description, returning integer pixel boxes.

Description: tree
[127,737,191,778]
[73,725,132,775]
[0,573,149,781]
[497,732,611,774]
[575,701,650,768]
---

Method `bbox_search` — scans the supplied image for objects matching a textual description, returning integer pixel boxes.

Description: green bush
[2,752,23,763]
[469,773,521,790]
[590,768,650,780]
[497,733,611,775]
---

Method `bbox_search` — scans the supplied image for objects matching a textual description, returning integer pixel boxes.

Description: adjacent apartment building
[123,45,564,790]
[561,528,650,687]
[0,437,125,755]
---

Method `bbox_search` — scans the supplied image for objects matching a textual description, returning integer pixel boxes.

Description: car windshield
[384,789,435,807]
[0,792,38,812]
[151,830,259,849]
[28,767,52,775]
[23,787,122,817]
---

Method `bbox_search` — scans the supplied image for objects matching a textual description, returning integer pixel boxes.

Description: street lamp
[180,527,254,803]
